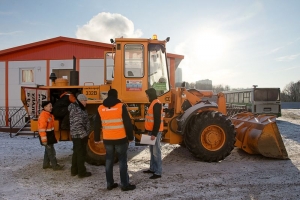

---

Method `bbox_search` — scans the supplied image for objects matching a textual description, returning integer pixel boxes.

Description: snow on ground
[0,109,300,200]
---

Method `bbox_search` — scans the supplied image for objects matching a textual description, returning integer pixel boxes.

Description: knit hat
[41,101,51,108]
[108,89,118,98]
[77,94,88,101]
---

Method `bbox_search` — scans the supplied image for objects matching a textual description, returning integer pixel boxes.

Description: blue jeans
[105,143,129,187]
[43,144,57,167]
[149,132,162,175]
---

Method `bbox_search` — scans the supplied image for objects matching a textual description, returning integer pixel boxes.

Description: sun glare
[195,31,228,62]
[177,29,231,83]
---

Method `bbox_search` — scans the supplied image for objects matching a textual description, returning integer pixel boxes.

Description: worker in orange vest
[143,88,163,179]
[94,89,136,191]
[38,101,64,171]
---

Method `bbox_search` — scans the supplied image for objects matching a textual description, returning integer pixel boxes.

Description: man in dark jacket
[68,94,91,178]
[52,91,76,130]
[94,89,136,191]
[143,88,163,179]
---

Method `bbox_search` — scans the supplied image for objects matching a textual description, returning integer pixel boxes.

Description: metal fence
[0,107,27,127]
[281,102,300,109]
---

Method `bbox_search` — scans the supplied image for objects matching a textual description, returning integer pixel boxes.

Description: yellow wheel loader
[21,35,288,165]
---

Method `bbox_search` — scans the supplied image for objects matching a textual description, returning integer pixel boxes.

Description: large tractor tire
[184,111,236,162]
[85,131,119,166]
[86,131,106,166]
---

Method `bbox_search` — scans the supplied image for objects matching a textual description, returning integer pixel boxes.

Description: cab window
[124,44,144,77]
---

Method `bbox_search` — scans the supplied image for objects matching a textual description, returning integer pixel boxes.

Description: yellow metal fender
[231,112,288,159]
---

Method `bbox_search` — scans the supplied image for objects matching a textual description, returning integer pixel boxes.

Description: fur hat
[108,89,118,98]
[77,94,88,101]
[41,101,51,108]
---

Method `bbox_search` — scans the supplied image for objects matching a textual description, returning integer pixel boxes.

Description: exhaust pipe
[70,56,79,86]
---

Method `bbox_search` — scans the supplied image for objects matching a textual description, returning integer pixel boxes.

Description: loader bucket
[231,112,288,159]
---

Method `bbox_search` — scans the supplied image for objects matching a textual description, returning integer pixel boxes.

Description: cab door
[104,51,115,84]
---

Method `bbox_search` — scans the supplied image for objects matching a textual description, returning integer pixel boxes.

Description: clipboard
[140,134,156,145]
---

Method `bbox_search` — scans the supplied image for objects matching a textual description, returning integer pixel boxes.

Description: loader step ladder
[16,120,37,137]
[10,120,36,138]
[8,106,35,138]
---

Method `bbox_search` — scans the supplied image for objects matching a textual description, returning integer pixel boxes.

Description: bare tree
[280,92,291,102]
[224,85,230,91]
[212,84,225,93]
[189,82,195,89]
[282,81,300,102]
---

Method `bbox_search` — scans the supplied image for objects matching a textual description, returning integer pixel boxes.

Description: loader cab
[107,36,171,103]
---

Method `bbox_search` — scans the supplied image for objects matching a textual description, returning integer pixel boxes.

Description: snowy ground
[0,109,300,200]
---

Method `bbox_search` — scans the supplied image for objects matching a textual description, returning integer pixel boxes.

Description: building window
[21,69,34,83]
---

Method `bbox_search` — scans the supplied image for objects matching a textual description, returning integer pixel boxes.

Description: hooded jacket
[145,88,162,137]
[52,92,76,119]
[94,96,133,145]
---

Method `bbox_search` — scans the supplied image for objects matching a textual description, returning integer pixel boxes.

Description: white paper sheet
[140,134,156,145]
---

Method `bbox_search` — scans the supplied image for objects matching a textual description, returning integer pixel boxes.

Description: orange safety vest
[98,103,126,140]
[38,110,55,143]
[145,99,164,131]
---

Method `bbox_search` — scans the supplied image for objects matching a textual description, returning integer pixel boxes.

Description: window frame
[20,68,35,84]
[124,44,144,78]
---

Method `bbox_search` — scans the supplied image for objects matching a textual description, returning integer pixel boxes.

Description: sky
[0,0,300,91]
